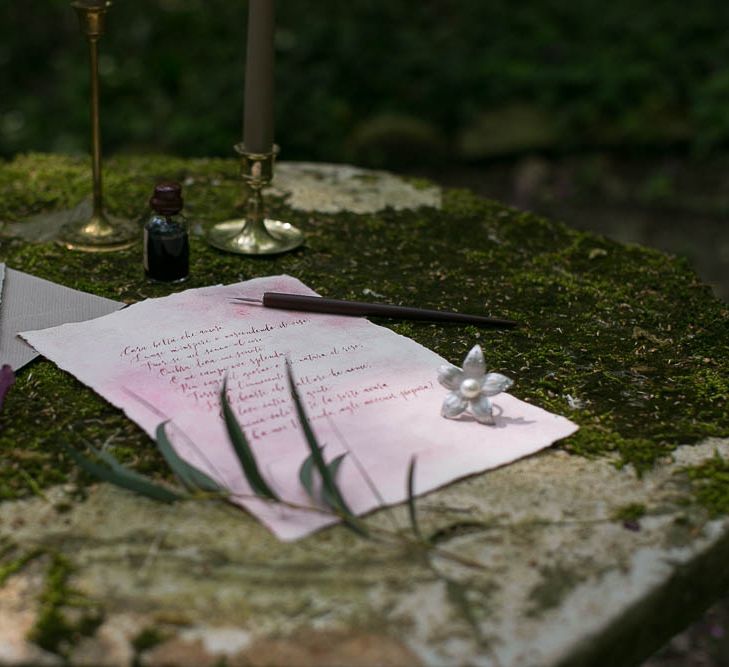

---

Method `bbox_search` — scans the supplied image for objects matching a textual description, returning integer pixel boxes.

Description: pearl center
[460,378,481,399]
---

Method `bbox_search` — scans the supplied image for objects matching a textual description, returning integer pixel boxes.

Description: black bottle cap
[150,182,183,215]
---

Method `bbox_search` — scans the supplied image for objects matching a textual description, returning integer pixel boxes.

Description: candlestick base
[208,217,303,255]
[207,143,304,256]
[59,211,138,252]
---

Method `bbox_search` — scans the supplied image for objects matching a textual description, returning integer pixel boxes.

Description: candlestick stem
[207,144,303,255]
[88,36,103,219]
[59,0,137,252]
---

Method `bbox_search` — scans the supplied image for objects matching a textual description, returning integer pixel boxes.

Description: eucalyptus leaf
[88,444,184,501]
[63,444,181,503]
[406,456,422,540]
[321,453,347,510]
[155,423,226,495]
[286,363,348,513]
[286,362,368,537]
[299,451,317,501]
[221,380,279,500]
[90,445,139,474]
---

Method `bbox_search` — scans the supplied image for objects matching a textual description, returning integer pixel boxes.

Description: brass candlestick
[207,144,303,255]
[59,0,137,252]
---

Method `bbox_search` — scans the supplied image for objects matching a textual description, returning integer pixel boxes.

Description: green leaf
[299,447,342,505]
[406,456,423,540]
[286,363,348,512]
[286,362,368,537]
[90,445,140,474]
[63,444,181,503]
[221,380,279,500]
[299,451,317,500]
[155,423,226,495]
[321,453,347,510]
[88,444,186,502]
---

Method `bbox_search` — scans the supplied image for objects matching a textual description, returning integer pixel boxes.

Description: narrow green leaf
[298,452,317,500]
[63,444,180,503]
[406,456,423,540]
[90,445,141,475]
[155,423,225,494]
[287,362,368,537]
[87,444,185,500]
[286,363,349,514]
[221,381,279,500]
[321,453,347,510]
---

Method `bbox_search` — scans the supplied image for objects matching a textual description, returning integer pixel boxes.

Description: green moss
[691,368,729,403]
[682,453,729,517]
[132,626,168,653]
[559,427,675,475]
[403,176,436,191]
[0,154,728,503]
[29,554,74,653]
[662,515,698,549]
[611,503,647,523]
[0,547,43,586]
[28,553,102,655]
[527,564,586,617]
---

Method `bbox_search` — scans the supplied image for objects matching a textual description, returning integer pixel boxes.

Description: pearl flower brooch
[438,345,513,425]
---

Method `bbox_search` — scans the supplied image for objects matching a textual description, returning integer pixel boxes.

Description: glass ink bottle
[144,182,190,283]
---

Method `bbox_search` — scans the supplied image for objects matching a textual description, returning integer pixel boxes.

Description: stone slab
[0,154,727,667]
[1,438,727,666]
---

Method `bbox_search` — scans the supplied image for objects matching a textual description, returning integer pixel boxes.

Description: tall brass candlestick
[207,0,303,255]
[60,0,137,252]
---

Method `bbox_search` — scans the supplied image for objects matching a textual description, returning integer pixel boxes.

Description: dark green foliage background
[3,1,729,163]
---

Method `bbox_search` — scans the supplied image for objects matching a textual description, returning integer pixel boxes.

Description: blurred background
[2,0,729,300]
[2,1,729,663]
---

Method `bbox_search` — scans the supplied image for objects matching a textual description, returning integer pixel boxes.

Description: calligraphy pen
[231,293,517,328]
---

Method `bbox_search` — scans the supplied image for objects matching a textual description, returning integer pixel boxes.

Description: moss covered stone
[0,153,727,501]
[527,564,587,617]
[28,553,102,657]
[684,452,729,517]
[3,152,729,666]
[611,503,647,523]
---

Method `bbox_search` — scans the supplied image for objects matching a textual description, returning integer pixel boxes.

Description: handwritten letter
[22,275,577,540]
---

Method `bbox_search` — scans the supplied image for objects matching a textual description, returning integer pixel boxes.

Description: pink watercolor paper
[21,275,577,540]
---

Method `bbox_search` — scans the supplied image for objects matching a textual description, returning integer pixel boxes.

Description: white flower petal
[480,372,513,396]
[462,345,486,378]
[437,364,464,390]
[470,395,495,424]
[441,392,467,419]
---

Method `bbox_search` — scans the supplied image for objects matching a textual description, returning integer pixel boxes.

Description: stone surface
[0,154,727,666]
[140,628,421,667]
[0,556,63,666]
[68,614,143,667]
[0,439,727,666]
[271,161,441,214]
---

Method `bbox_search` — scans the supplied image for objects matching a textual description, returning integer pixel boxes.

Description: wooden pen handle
[261,293,517,328]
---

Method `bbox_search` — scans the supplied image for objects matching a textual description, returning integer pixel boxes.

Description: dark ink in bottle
[144,182,189,283]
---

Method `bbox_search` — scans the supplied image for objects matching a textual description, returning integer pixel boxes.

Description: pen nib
[230,296,264,305]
